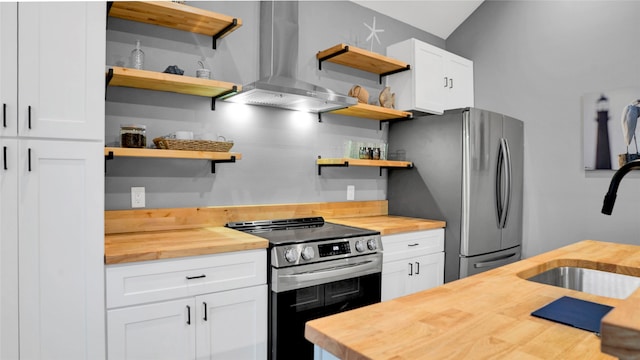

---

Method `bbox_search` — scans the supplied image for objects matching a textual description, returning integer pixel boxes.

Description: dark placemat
[531,296,614,334]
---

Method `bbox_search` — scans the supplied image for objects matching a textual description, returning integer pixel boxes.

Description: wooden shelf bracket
[317,157,350,176]
[378,65,411,84]
[211,18,238,49]
[211,155,236,174]
[211,85,238,110]
[317,45,350,71]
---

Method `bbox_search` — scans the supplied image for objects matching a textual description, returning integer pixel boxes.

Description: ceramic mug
[175,131,194,140]
[196,69,210,79]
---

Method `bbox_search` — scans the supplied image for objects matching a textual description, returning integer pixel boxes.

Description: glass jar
[120,125,146,148]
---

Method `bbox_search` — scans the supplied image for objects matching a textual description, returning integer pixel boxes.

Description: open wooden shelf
[316,44,410,83]
[107,67,240,98]
[316,157,413,176]
[104,147,242,173]
[330,103,412,121]
[108,1,242,49]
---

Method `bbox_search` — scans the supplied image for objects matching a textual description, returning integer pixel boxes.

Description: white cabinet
[0,138,18,360]
[381,229,445,301]
[15,2,104,140]
[387,38,474,115]
[107,298,196,360]
[106,250,268,360]
[18,141,104,360]
[0,3,17,139]
[0,3,106,359]
[195,286,267,359]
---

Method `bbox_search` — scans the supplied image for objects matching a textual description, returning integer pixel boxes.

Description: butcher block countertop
[326,215,445,236]
[305,240,640,360]
[104,227,268,265]
[104,201,446,265]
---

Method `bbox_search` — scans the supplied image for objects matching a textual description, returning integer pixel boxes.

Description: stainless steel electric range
[226,217,382,360]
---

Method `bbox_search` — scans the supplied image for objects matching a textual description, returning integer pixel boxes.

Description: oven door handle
[279,260,377,281]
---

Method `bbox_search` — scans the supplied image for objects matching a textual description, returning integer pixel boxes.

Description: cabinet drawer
[106,249,266,308]
[382,229,444,262]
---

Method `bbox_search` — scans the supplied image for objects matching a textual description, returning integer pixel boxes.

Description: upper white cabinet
[387,38,474,115]
[381,229,445,301]
[0,3,17,139]
[16,2,104,140]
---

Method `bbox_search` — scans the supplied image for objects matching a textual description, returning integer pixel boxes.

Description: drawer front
[106,249,266,308]
[382,229,444,262]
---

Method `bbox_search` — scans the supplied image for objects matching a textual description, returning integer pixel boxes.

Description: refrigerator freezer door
[500,116,524,250]
[461,109,503,256]
[459,246,521,278]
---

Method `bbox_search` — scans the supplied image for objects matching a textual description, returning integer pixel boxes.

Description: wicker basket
[153,138,234,152]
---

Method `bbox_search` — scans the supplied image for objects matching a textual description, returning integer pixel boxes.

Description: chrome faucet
[602,159,640,215]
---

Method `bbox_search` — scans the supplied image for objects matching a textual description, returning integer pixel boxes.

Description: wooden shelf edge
[105,147,242,161]
[107,67,241,98]
[108,1,242,38]
[329,103,412,121]
[316,158,413,168]
[316,43,410,75]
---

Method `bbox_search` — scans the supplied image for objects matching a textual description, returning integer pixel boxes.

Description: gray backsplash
[105,1,443,210]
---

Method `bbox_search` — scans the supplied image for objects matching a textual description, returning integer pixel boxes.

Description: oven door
[269,254,382,360]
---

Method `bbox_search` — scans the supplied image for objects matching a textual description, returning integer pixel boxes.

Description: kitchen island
[305,240,640,359]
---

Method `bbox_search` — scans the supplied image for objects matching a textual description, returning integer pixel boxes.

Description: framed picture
[583,88,640,171]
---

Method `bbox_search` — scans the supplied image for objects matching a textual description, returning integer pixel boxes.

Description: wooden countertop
[326,215,445,236]
[305,240,640,360]
[104,227,268,265]
[103,215,444,265]
[104,200,446,265]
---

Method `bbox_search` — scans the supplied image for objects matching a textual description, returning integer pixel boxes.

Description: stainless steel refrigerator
[388,108,523,283]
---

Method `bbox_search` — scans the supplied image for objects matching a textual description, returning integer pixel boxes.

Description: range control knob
[301,246,315,260]
[366,239,378,251]
[355,240,366,252]
[284,248,299,263]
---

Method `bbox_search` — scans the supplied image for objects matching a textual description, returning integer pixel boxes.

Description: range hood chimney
[225,1,356,113]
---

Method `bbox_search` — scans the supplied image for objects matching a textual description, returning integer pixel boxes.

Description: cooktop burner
[226,216,380,246]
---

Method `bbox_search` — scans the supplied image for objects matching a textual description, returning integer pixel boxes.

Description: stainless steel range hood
[225,1,356,113]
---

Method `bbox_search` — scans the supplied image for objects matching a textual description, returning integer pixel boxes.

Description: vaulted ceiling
[351,1,484,40]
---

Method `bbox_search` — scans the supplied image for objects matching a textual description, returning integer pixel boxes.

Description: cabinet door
[0,3,17,137]
[18,140,104,360]
[0,138,18,360]
[381,260,410,301]
[407,252,445,294]
[18,2,104,140]
[445,54,474,110]
[414,41,446,115]
[195,285,267,360]
[107,298,196,360]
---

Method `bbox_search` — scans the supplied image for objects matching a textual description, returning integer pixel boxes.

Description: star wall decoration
[364,16,384,52]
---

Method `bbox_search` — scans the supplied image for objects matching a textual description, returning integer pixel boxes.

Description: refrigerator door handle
[496,138,512,229]
[473,252,519,269]
[502,138,512,228]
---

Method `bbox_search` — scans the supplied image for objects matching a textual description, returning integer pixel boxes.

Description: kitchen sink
[525,266,640,299]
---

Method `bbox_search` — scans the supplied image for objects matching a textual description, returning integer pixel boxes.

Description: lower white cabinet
[381,229,445,301]
[1,139,105,360]
[106,250,267,360]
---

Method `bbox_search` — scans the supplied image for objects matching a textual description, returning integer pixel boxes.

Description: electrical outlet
[347,185,355,201]
[131,187,145,208]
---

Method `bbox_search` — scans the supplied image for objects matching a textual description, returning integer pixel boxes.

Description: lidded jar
[120,124,146,148]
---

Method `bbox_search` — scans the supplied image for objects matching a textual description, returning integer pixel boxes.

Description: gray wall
[105,1,443,210]
[447,1,640,257]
